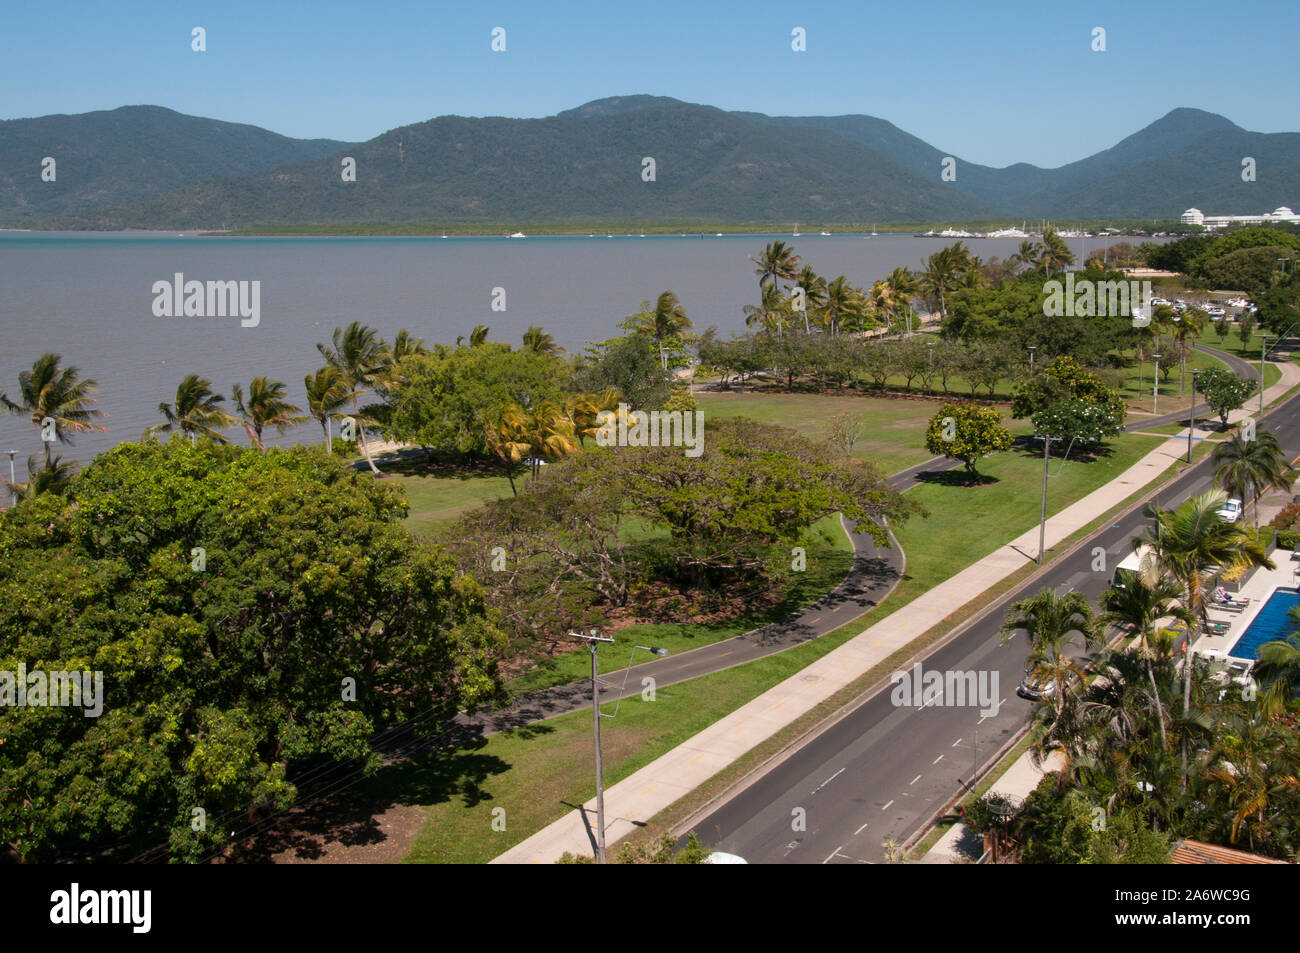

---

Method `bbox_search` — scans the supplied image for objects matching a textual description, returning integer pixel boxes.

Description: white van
[1111,544,1156,589]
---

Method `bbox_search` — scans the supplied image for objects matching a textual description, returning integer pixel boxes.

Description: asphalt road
[688,359,1297,865]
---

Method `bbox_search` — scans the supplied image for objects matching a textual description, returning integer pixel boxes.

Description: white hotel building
[1181,205,1300,229]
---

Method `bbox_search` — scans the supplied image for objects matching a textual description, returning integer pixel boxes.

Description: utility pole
[1261,335,1268,417]
[1153,353,1161,414]
[1038,435,1050,564]
[4,450,17,507]
[1187,371,1200,463]
[568,629,615,862]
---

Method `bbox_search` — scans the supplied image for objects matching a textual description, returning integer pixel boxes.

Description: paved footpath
[491,359,1300,863]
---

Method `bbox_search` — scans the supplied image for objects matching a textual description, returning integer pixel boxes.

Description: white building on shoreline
[1181,205,1300,229]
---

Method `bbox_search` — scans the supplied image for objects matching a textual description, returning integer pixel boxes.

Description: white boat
[509,231,526,238]
[793,223,801,236]
[820,231,831,236]
[985,227,1029,239]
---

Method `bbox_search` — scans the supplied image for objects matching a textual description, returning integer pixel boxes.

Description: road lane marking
[952,738,963,747]
[812,767,846,794]
[719,651,734,658]
[854,822,869,836]
[933,754,944,764]
[881,799,894,811]
[823,846,842,864]
[910,774,922,786]
[807,617,822,625]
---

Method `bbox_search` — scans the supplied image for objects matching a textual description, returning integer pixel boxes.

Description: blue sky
[3,0,1297,168]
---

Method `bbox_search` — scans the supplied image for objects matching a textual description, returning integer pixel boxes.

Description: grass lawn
[393,470,514,538]
[695,390,1033,475]
[393,430,1165,863]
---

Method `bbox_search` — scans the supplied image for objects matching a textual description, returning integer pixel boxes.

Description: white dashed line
[823,846,842,864]
[952,738,963,747]
[910,774,922,786]
[854,822,869,836]
[812,766,846,794]
[932,754,944,765]
[881,799,894,811]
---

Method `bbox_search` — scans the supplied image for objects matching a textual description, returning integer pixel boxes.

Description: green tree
[1196,367,1257,429]
[626,291,693,369]
[1136,489,1274,786]
[145,374,237,445]
[924,403,1013,483]
[749,240,801,297]
[999,588,1098,735]
[303,365,356,450]
[1213,425,1293,528]
[13,353,106,464]
[0,440,505,862]
[8,454,77,503]
[317,321,391,475]
[1037,227,1076,276]
[1031,399,1123,448]
[1010,355,1125,421]
[576,333,672,409]
[522,325,564,356]
[231,377,307,452]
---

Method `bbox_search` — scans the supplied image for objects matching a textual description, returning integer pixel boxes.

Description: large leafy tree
[1010,355,1125,421]
[316,322,391,474]
[0,439,505,862]
[923,402,1013,482]
[1212,425,1293,529]
[13,353,106,463]
[145,374,237,445]
[386,343,566,455]
[576,333,672,409]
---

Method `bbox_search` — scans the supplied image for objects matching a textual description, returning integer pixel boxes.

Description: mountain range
[2,96,1297,229]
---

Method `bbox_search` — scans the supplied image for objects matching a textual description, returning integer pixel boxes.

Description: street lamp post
[567,630,669,863]
[1187,370,1200,463]
[1260,336,1269,416]
[1028,345,1036,377]
[1153,353,1162,414]
[1038,435,1050,564]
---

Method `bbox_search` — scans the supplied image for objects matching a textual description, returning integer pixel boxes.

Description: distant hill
[4,97,1299,229]
[0,105,353,225]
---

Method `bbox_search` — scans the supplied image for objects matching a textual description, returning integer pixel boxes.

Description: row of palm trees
[0,321,573,493]
[1000,488,1299,854]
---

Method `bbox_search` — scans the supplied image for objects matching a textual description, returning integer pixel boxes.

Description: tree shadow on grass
[1010,438,1115,464]
[226,721,546,863]
[378,450,503,480]
[915,469,1000,488]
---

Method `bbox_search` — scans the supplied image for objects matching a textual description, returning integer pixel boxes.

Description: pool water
[1228,588,1300,660]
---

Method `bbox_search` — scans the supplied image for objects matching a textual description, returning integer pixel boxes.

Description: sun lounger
[1209,602,1245,614]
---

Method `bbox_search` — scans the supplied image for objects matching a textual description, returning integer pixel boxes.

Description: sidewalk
[491,360,1300,864]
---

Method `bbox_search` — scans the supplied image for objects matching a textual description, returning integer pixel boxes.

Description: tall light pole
[567,630,669,863]
[1260,335,1269,416]
[1028,345,1036,377]
[1038,434,1050,564]
[1187,370,1200,463]
[1152,353,1162,414]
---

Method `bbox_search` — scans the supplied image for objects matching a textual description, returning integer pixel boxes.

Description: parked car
[1216,498,1243,523]
[1017,669,1056,700]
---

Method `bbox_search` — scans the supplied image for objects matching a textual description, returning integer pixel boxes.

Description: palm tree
[468,324,490,346]
[1254,613,1300,716]
[1100,572,1196,752]
[483,404,532,496]
[1213,425,1293,529]
[1012,239,1042,274]
[566,388,618,446]
[145,374,237,445]
[919,242,970,318]
[1204,707,1300,851]
[9,454,77,502]
[14,353,106,463]
[317,322,390,474]
[1037,227,1075,276]
[749,240,801,296]
[1137,489,1274,785]
[303,366,356,450]
[231,377,307,452]
[820,275,865,337]
[743,283,791,340]
[390,329,429,363]
[1171,307,1206,395]
[791,266,827,334]
[521,325,563,356]
[629,291,693,370]
[999,588,1100,734]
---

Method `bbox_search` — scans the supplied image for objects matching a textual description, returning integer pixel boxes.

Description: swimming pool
[1227,587,1300,660]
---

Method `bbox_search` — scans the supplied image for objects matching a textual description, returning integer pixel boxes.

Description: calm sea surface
[0,231,1087,481]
